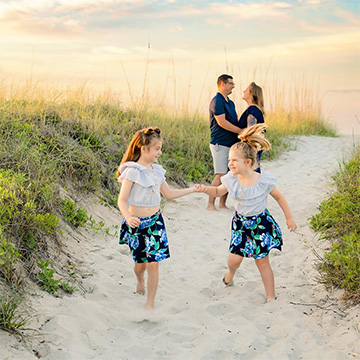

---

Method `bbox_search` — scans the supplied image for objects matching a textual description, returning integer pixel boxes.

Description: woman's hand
[126,215,141,228]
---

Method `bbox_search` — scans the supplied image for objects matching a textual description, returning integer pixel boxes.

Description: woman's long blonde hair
[231,124,271,169]
[116,127,161,178]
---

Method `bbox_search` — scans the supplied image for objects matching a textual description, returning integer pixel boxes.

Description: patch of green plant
[59,282,78,294]
[61,198,88,227]
[36,259,60,294]
[310,144,360,304]
[0,169,59,257]
[36,259,78,295]
[0,286,28,333]
[0,235,20,282]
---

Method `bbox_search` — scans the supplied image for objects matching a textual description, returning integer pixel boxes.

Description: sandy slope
[1,135,359,360]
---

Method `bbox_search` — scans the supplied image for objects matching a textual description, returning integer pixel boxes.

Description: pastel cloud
[209,1,292,19]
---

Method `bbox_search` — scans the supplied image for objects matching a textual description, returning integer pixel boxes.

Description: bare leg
[255,256,276,302]
[207,173,226,211]
[223,253,243,285]
[145,262,159,310]
[134,262,146,294]
[219,193,229,210]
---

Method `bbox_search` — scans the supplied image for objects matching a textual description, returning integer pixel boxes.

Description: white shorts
[209,144,230,174]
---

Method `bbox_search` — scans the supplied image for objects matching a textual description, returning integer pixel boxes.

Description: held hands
[126,215,141,228]
[194,184,207,192]
[287,218,297,232]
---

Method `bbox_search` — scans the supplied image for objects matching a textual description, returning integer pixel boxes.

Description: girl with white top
[117,127,201,310]
[200,124,297,302]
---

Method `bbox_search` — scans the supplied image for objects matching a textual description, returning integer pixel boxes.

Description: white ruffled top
[118,161,166,207]
[221,171,276,216]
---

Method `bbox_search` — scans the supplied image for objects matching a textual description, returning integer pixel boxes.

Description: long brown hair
[231,124,271,169]
[116,127,161,178]
[249,82,265,115]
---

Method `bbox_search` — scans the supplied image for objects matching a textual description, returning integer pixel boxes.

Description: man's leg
[208,144,230,210]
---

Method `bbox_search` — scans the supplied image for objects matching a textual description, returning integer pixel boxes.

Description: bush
[36,259,60,293]
[310,145,360,304]
[0,236,20,282]
[0,169,59,257]
[61,199,88,227]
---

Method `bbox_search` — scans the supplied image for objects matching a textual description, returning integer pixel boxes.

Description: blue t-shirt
[209,92,239,147]
[238,105,264,128]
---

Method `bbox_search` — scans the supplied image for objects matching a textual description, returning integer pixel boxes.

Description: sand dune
[1,135,359,360]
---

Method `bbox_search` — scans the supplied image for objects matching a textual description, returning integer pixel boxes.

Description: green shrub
[0,236,20,282]
[61,199,88,227]
[310,145,360,304]
[36,259,60,293]
[0,169,59,256]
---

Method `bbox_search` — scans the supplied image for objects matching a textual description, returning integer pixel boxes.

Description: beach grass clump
[310,144,360,304]
[0,286,27,333]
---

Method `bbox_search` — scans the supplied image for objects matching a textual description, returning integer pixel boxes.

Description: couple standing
[207,74,265,211]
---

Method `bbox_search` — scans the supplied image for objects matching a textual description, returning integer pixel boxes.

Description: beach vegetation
[36,259,60,293]
[61,199,88,227]
[310,144,360,304]
[0,286,27,333]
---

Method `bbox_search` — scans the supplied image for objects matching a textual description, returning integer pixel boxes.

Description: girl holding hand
[117,127,202,310]
[200,124,297,302]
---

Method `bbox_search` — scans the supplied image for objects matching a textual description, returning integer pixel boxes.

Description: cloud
[209,1,293,20]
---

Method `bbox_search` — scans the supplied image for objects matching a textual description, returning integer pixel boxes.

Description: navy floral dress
[230,209,282,259]
[221,171,283,259]
[119,210,170,263]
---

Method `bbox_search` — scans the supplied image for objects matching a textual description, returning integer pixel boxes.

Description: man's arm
[215,114,243,134]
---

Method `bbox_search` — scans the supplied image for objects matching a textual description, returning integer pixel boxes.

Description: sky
[0,0,359,133]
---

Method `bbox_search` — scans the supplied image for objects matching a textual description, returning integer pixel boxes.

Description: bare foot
[266,297,277,303]
[145,302,154,311]
[219,204,230,210]
[136,278,145,295]
[206,205,218,211]
[222,272,234,287]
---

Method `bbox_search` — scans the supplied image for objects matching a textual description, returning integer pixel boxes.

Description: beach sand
[1,135,359,360]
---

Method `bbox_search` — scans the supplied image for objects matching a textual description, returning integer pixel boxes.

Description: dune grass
[0,82,338,331]
[310,144,360,304]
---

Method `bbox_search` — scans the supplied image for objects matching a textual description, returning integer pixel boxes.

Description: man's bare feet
[219,204,230,210]
[206,205,218,211]
[145,302,154,311]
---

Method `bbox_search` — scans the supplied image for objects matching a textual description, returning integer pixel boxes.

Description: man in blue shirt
[207,74,242,210]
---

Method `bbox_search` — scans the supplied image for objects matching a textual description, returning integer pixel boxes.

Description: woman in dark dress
[239,82,265,173]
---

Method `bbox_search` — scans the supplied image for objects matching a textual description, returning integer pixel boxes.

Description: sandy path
[2,135,359,360]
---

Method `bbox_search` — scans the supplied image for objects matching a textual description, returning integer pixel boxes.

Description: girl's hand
[194,184,207,192]
[287,218,297,232]
[126,215,141,228]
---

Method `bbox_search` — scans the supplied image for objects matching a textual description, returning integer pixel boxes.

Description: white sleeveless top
[221,171,276,216]
[118,162,166,207]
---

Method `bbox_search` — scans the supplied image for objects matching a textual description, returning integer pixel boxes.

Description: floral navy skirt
[230,209,283,259]
[119,210,170,263]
